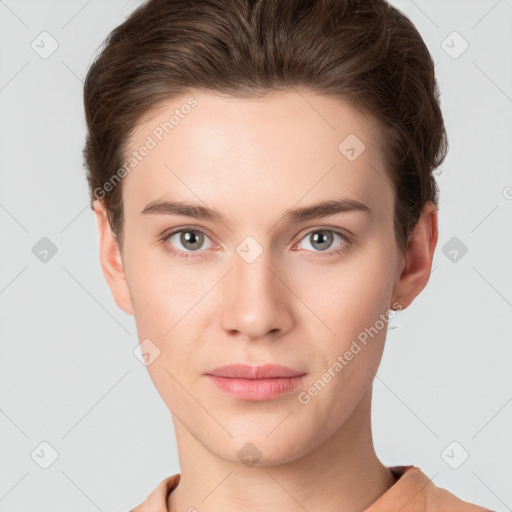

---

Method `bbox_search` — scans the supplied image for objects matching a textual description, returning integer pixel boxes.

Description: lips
[206,364,306,379]
[205,364,307,401]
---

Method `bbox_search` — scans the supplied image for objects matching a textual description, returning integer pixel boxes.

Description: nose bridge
[218,237,292,340]
[233,237,275,299]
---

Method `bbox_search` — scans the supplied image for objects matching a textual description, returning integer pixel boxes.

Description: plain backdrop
[0,0,511,511]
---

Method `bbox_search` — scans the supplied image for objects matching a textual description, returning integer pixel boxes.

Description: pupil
[182,231,203,250]
[312,231,332,251]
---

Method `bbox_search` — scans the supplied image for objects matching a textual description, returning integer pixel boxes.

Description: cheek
[290,250,395,431]
[123,241,207,335]
[294,242,396,337]
[123,244,216,385]
[123,250,205,407]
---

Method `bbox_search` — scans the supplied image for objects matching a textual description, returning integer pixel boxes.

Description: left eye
[297,229,346,253]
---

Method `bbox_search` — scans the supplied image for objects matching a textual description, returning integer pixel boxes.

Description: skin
[93,89,438,512]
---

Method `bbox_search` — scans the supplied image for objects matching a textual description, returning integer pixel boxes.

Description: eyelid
[297,225,353,243]
[160,225,215,241]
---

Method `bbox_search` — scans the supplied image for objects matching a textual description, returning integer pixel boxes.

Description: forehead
[121,89,393,222]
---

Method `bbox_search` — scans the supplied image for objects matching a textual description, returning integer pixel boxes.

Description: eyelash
[158,227,352,259]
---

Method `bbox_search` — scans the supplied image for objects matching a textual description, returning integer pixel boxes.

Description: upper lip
[207,364,306,379]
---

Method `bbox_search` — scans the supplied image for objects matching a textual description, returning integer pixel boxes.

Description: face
[94,89,436,466]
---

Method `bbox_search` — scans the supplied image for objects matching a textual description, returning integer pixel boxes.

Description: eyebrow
[140,198,373,224]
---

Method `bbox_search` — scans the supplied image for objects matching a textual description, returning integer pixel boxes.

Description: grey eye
[168,230,213,252]
[299,230,344,252]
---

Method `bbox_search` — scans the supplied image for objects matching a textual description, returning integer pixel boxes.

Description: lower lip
[206,375,306,401]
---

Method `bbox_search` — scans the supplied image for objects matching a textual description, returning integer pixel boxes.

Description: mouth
[205,364,307,401]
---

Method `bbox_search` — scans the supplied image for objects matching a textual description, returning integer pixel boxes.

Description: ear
[92,199,134,316]
[391,201,439,310]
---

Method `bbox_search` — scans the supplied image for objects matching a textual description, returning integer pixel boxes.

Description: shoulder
[408,467,491,511]
[368,466,492,512]
[129,473,181,512]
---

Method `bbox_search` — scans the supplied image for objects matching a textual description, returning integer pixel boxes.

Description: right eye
[162,228,215,257]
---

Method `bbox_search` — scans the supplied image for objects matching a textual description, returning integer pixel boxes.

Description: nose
[219,245,294,341]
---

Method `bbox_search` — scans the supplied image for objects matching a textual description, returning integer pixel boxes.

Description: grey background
[0,0,511,510]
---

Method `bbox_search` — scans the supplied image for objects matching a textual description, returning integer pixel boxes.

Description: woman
[83,0,492,510]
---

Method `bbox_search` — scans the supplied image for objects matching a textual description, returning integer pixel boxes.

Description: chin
[206,433,312,469]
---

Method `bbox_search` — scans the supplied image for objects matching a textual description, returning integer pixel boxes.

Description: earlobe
[92,200,134,316]
[391,202,439,310]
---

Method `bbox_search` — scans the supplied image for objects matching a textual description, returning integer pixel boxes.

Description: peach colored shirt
[130,465,493,512]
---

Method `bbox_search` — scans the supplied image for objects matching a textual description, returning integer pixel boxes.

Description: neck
[168,386,396,512]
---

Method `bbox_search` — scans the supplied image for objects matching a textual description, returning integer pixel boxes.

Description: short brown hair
[83,0,448,254]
